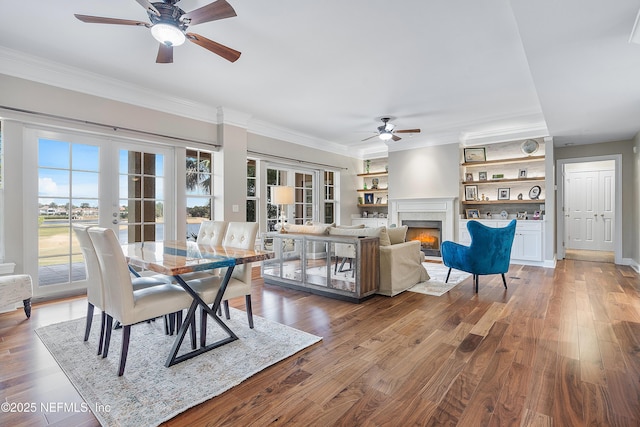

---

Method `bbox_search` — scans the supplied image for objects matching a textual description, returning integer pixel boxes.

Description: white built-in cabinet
[459,219,544,265]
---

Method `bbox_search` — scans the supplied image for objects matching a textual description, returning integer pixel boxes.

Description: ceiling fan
[74,0,241,64]
[361,117,421,142]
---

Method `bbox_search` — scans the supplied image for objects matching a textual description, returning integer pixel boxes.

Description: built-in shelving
[462,200,544,205]
[462,155,545,167]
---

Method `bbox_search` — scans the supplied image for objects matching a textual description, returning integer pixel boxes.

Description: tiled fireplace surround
[389,198,458,256]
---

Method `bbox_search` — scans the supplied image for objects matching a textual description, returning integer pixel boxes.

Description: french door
[28,129,174,297]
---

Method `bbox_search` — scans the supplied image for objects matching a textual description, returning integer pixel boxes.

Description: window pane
[39,169,69,198]
[39,140,69,168]
[246,200,256,222]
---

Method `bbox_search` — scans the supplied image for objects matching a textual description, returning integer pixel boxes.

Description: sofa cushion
[388,225,408,244]
[284,224,329,234]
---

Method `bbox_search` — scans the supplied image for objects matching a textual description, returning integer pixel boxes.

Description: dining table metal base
[165,267,239,367]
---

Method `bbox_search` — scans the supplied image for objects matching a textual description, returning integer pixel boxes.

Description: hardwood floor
[1,260,639,426]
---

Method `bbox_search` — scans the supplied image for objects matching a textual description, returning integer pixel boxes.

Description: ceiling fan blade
[182,0,237,26]
[392,135,402,142]
[156,43,173,63]
[361,134,379,142]
[133,0,160,16]
[186,33,241,62]
[74,14,150,27]
[395,129,421,134]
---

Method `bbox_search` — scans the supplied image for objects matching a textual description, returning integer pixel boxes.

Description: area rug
[35,308,322,427]
[409,263,472,296]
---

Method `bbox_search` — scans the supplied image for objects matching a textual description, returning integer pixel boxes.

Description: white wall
[388,143,459,200]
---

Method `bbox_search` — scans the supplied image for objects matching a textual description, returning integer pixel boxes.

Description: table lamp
[272,186,294,233]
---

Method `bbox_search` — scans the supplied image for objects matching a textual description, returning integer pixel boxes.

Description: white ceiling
[1,0,640,158]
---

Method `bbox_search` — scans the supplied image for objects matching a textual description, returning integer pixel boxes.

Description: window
[324,171,335,224]
[294,172,314,225]
[266,168,287,232]
[185,149,213,240]
[246,159,257,223]
[38,139,99,286]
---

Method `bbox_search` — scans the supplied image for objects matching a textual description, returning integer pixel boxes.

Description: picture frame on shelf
[498,188,510,200]
[465,172,473,182]
[518,168,528,179]
[492,173,504,179]
[464,147,486,162]
[517,211,527,220]
[478,171,487,181]
[465,185,478,201]
[532,210,541,220]
[466,209,480,219]
[364,193,374,204]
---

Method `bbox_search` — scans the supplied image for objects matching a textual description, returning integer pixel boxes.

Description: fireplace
[403,220,442,257]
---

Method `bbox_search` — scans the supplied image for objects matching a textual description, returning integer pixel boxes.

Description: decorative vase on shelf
[365,160,370,173]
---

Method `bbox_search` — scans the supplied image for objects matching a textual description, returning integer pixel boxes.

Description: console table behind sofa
[262,233,379,303]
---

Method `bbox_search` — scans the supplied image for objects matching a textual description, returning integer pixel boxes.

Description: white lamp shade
[272,186,295,205]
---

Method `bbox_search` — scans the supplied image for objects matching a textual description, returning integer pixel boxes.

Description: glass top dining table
[122,240,274,366]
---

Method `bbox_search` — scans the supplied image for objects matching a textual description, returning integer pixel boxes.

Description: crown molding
[460,118,549,146]
[0,46,219,124]
[247,119,355,158]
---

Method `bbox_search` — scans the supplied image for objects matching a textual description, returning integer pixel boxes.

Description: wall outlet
[232,204,239,213]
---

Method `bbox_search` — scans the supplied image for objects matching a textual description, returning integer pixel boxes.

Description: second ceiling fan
[362,117,421,142]
[74,0,241,64]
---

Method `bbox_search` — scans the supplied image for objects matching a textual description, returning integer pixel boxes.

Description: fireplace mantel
[389,197,458,243]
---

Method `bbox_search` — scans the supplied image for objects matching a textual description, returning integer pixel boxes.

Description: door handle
[112,219,118,224]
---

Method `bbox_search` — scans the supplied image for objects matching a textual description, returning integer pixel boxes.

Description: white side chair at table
[187,221,259,330]
[88,227,195,376]
[74,224,180,348]
[0,274,33,318]
[179,221,228,282]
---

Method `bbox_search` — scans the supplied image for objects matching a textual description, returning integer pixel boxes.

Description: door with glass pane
[116,146,173,244]
[34,134,173,296]
[37,138,100,292]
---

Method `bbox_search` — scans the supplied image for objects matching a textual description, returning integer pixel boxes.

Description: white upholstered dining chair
[88,227,195,376]
[187,222,259,328]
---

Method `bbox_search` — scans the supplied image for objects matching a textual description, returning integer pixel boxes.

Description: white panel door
[565,169,614,251]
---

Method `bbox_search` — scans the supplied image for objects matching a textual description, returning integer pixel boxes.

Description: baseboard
[621,257,640,272]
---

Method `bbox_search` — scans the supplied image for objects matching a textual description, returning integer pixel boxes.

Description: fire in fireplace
[402,220,442,257]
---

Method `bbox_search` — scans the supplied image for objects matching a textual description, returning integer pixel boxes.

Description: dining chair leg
[84,303,95,341]
[176,310,183,332]
[245,295,254,329]
[190,316,197,350]
[474,275,479,293]
[501,273,508,289]
[200,307,208,348]
[97,311,106,356]
[445,268,452,283]
[118,325,131,376]
[103,315,113,358]
[223,300,231,320]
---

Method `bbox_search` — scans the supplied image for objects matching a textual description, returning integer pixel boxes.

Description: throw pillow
[336,224,365,229]
[378,227,392,246]
[388,225,408,244]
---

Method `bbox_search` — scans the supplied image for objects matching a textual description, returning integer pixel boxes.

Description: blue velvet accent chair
[441,219,516,293]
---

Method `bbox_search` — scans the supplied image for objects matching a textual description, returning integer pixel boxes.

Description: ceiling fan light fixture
[151,22,186,46]
[379,132,393,141]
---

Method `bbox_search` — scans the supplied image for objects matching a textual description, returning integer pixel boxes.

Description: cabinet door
[511,229,542,261]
